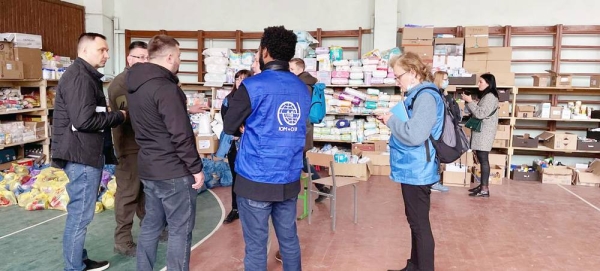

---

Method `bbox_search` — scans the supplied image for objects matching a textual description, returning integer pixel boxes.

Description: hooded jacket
[126,62,203,181]
[298,71,317,152]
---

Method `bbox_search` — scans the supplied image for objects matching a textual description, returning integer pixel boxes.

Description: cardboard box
[489,153,507,166]
[0,60,24,79]
[533,74,550,87]
[0,41,14,61]
[487,47,512,61]
[402,27,434,41]
[497,101,510,118]
[464,26,489,37]
[352,143,375,155]
[463,61,487,74]
[0,33,43,49]
[402,39,433,46]
[362,151,390,166]
[515,105,535,118]
[576,139,600,151]
[486,61,511,73]
[546,70,572,87]
[13,48,42,79]
[442,164,471,186]
[510,170,540,181]
[495,125,511,140]
[497,89,510,102]
[473,164,505,185]
[464,52,488,61]
[196,135,219,154]
[446,56,463,69]
[465,37,489,48]
[539,131,578,150]
[550,106,562,119]
[493,139,508,148]
[332,162,372,181]
[494,72,515,86]
[590,75,600,88]
[450,151,474,166]
[572,160,600,186]
[374,140,388,152]
[448,75,477,85]
[541,166,573,185]
[433,38,464,56]
[372,165,391,176]
[512,134,538,148]
[403,46,434,61]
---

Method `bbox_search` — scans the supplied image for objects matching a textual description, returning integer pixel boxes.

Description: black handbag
[465,108,497,132]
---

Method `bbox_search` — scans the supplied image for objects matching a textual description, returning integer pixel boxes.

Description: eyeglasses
[395,72,408,82]
[129,55,149,60]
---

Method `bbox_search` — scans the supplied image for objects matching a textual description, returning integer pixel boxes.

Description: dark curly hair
[260,26,297,62]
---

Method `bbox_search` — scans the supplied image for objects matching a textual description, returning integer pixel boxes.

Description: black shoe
[159,229,168,243]
[315,187,330,203]
[469,190,490,197]
[84,259,110,271]
[223,209,239,224]
[389,259,417,271]
[114,241,136,257]
[468,185,481,193]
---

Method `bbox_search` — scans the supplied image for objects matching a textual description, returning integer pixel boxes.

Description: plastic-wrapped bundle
[343,88,367,100]
[367,88,380,95]
[349,79,364,85]
[337,93,361,105]
[204,56,229,65]
[333,59,350,66]
[330,46,343,61]
[202,48,230,57]
[349,72,364,80]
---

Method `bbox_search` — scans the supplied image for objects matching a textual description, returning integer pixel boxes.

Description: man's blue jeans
[136,176,197,271]
[237,196,302,271]
[63,162,103,271]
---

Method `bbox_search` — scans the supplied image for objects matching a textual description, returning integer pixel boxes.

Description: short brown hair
[290,58,305,71]
[390,52,434,82]
[148,34,180,59]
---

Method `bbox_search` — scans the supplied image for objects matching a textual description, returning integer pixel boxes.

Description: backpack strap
[407,86,443,163]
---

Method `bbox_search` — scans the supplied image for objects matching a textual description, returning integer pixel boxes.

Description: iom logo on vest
[277,101,301,132]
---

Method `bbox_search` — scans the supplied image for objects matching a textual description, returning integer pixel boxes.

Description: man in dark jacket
[289,58,330,203]
[126,34,204,271]
[224,26,310,271]
[108,41,163,257]
[52,32,126,271]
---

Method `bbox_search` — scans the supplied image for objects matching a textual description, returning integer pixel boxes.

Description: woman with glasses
[378,52,444,271]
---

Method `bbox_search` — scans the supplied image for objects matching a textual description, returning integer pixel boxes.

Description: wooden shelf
[0,137,48,150]
[314,139,379,144]
[325,84,396,88]
[512,117,600,123]
[0,108,47,116]
[511,145,600,154]
[326,113,373,116]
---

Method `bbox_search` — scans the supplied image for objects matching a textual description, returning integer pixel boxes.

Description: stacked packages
[202,48,255,84]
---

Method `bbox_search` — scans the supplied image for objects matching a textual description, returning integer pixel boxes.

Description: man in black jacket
[126,34,204,271]
[52,32,126,271]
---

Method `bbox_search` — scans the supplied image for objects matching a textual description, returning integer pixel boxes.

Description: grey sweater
[466,93,499,151]
[387,94,438,146]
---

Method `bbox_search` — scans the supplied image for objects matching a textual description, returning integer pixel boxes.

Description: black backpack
[408,87,470,163]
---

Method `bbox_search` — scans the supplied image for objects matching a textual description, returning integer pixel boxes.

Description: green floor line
[0,191,222,271]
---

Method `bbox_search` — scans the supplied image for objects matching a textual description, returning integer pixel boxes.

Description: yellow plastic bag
[101,190,115,210]
[0,191,17,207]
[107,177,117,193]
[48,187,69,211]
[94,201,104,213]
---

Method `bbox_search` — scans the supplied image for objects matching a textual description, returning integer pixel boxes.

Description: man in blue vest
[224,26,310,271]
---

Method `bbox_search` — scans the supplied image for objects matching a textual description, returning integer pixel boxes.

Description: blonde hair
[390,52,434,82]
[433,71,448,89]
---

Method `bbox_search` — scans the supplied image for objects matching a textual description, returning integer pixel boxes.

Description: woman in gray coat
[461,73,499,197]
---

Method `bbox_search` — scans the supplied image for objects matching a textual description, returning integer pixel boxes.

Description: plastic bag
[0,190,18,207]
[101,190,115,210]
[48,187,69,211]
[25,193,48,211]
[94,202,104,213]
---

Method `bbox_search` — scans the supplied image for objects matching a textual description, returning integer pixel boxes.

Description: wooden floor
[190,177,600,271]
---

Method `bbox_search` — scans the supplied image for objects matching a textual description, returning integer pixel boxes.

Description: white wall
[398,0,600,26]
[115,0,373,31]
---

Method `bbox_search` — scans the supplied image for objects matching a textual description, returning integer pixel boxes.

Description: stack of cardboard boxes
[401,27,434,65]
[441,152,507,186]
[533,70,572,87]
[0,33,42,80]
[433,37,464,74]
[462,26,515,86]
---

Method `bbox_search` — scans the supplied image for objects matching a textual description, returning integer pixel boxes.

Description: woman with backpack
[377,52,445,271]
[461,73,499,197]
[429,71,454,193]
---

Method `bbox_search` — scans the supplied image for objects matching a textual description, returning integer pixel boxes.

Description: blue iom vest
[389,82,444,185]
[236,69,311,184]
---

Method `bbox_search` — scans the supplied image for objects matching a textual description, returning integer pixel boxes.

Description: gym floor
[2,177,599,271]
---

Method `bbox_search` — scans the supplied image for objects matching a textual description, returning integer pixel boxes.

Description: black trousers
[228,142,238,210]
[475,150,490,186]
[401,183,435,271]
